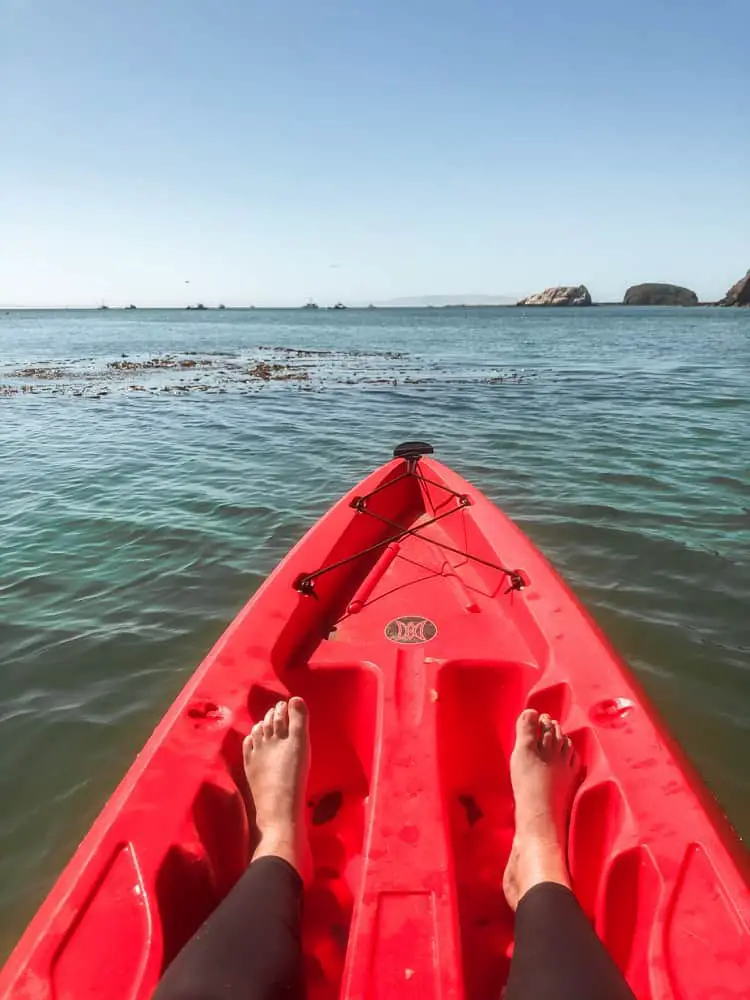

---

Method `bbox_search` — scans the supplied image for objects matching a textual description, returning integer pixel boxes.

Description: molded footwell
[437,663,535,998]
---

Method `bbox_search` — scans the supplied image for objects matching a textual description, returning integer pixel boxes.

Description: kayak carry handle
[392,441,434,461]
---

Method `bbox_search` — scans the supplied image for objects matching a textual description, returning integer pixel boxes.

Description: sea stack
[623,283,698,306]
[517,285,592,306]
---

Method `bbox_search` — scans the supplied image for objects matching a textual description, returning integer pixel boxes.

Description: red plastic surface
[1,456,748,999]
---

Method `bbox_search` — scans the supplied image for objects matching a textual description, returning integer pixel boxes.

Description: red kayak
[2,444,748,1000]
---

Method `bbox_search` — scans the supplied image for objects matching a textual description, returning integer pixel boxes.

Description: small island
[623,283,698,307]
[517,285,591,307]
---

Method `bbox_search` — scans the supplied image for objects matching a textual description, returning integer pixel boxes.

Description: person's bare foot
[503,708,582,911]
[243,696,310,877]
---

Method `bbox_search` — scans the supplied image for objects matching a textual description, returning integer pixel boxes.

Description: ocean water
[1,306,748,955]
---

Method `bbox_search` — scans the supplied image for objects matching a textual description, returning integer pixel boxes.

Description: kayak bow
[1,443,748,1000]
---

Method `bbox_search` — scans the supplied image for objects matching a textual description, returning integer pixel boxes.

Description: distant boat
[126,304,137,310]
[187,303,207,311]
[331,302,347,310]
[218,304,226,310]
[302,302,319,310]
[98,304,109,310]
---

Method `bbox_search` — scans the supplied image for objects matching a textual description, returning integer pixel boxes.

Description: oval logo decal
[384,615,438,644]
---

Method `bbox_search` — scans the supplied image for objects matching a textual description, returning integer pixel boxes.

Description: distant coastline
[2,268,747,312]
[1,302,747,312]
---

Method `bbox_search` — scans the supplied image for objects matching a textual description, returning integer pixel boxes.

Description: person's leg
[155,697,310,1000]
[503,710,636,1000]
[154,855,304,1000]
[506,881,636,1000]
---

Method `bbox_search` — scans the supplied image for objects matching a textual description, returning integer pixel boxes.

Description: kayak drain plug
[590,698,635,728]
[187,701,231,727]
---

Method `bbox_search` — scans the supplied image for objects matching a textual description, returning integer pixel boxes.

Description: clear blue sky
[1,0,747,307]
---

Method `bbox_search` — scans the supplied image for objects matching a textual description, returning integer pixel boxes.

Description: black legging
[154,857,636,1000]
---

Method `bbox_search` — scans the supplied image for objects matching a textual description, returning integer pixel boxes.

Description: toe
[251,722,264,746]
[288,696,308,736]
[552,720,563,750]
[515,708,540,748]
[262,706,275,738]
[274,700,289,737]
[242,733,253,762]
[537,713,553,756]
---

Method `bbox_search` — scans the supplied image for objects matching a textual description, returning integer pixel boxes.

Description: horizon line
[1,302,725,311]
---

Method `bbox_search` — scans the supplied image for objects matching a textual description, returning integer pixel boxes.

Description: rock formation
[623,283,698,306]
[517,285,592,306]
[718,270,750,307]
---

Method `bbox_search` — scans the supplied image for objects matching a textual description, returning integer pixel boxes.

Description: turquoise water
[1,306,748,955]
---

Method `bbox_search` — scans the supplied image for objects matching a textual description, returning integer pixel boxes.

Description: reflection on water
[1,306,748,956]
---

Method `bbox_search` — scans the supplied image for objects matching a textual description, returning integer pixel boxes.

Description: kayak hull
[1,450,748,1000]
